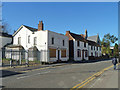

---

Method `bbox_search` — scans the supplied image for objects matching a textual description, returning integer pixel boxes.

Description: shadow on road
[1,70,23,78]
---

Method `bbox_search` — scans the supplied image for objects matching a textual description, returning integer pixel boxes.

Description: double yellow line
[71,63,119,90]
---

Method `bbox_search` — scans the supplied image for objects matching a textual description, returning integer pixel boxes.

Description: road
[2,59,114,88]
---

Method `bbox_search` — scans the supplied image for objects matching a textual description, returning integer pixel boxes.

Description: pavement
[84,64,119,88]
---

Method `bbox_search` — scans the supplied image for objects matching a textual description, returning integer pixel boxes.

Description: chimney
[38,21,44,31]
[66,31,70,35]
[85,29,88,39]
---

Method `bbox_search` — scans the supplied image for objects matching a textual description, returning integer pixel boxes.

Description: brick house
[65,31,89,61]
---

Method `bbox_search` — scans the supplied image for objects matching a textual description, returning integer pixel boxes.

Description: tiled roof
[69,32,88,42]
[23,25,38,32]
[80,34,85,38]
[88,40,100,47]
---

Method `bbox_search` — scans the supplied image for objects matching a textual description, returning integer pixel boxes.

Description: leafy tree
[101,33,118,56]
[113,43,119,57]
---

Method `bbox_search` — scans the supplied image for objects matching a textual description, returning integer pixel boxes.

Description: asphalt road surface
[2,59,113,88]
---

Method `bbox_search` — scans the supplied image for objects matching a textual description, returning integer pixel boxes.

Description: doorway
[58,50,60,60]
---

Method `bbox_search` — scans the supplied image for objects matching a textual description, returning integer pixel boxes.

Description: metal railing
[1,49,49,67]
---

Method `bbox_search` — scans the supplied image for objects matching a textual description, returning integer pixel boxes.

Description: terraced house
[6,21,69,63]
[65,30,101,61]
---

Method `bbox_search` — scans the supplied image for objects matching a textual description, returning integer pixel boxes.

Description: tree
[113,43,119,57]
[101,33,118,57]
[0,21,11,34]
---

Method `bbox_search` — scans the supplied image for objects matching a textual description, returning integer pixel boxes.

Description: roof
[87,35,98,42]
[80,34,85,38]
[23,25,38,32]
[13,25,38,36]
[6,44,24,49]
[0,32,12,37]
[88,40,100,47]
[69,32,88,42]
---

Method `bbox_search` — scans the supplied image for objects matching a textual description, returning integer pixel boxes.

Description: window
[85,51,88,57]
[84,42,86,47]
[28,35,30,43]
[91,52,93,56]
[94,46,95,50]
[18,37,21,45]
[52,37,54,44]
[91,46,93,50]
[49,48,56,58]
[77,41,79,47]
[61,49,66,57]
[63,40,65,46]
[97,47,98,50]
[77,49,81,57]
[34,37,37,45]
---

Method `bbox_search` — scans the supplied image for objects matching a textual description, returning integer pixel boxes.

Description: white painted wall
[88,45,101,57]
[13,26,69,63]
[48,30,69,62]
[74,40,88,61]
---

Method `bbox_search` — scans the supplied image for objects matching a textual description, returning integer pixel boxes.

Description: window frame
[52,37,54,45]
[18,37,21,45]
[34,37,37,45]
[28,35,30,44]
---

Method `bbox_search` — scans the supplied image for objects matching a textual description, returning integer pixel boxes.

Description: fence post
[26,50,29,67]
[10,49,12,67]
[19,50,22,65]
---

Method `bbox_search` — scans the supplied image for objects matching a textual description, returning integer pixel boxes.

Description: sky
[2,2,118,44]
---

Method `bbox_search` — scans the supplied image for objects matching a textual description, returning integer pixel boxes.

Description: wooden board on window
[61,49,66,57]
[49,48,56,58]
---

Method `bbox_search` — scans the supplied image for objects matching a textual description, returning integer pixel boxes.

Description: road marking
[17,71,50,79]
[71,63,119,90]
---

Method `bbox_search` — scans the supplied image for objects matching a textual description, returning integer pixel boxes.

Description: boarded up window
[61,49,66,57]
[49,48,56,58]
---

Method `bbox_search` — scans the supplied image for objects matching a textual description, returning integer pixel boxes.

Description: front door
[82,50,84,60]
[58,50,60,60]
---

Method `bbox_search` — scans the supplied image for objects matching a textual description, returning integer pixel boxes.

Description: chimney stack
[38,21,44,31]
[66,31,70,35]
[85,29,88,39]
